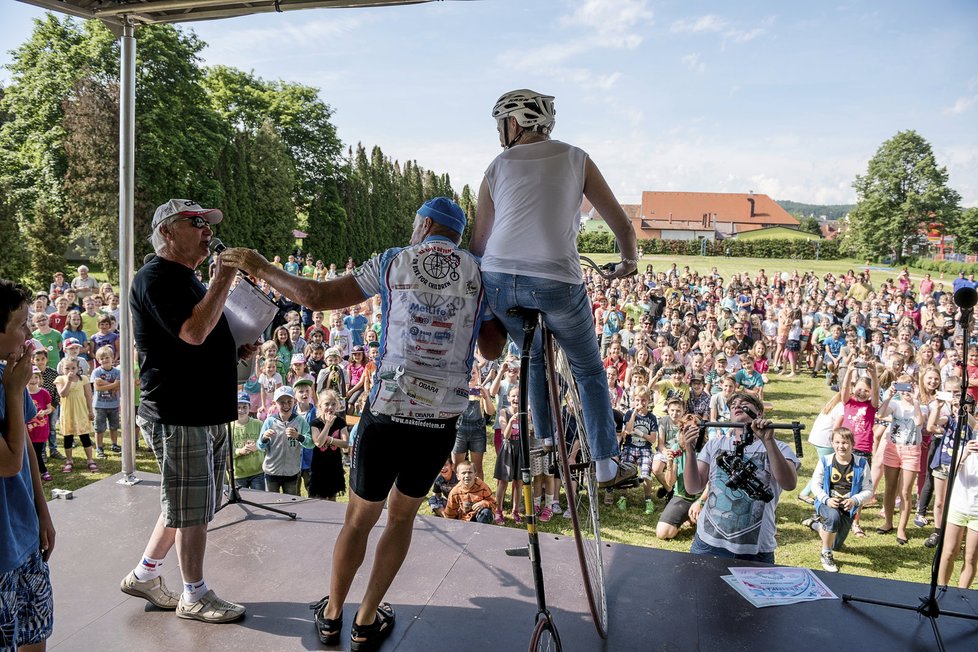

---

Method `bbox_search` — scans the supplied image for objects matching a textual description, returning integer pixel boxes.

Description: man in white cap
[120,199,255,623]
[222,197,505,649]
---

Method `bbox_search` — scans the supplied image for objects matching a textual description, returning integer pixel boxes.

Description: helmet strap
[503,118,521,149]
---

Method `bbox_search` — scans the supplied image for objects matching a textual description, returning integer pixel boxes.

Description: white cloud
[730,27,765,43]
[670,14,728,34]
[201,16,368,61]
[498,1,652,100]
[561,0,654,38]
[573,132,864,205]
[669,13,772,47]
[944,95,978,115]
[682,53,706,73]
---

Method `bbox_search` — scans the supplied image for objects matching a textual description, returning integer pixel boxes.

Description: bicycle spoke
[547,337,609,638]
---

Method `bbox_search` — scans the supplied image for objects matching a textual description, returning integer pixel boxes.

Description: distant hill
[777,200,854,221]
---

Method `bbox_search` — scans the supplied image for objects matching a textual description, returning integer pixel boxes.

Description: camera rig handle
[697,421,805,458]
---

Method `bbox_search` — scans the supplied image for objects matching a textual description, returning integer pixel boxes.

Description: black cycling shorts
[350,404,458,502]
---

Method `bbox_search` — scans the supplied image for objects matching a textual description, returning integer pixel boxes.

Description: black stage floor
[44,475,978,651]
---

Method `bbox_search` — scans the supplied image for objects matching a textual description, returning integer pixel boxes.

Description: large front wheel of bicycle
[528,613,562,652]
[545,337,608,638]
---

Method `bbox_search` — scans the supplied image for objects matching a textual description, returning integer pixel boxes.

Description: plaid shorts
[138,417,228,528]
[0,549,54,650]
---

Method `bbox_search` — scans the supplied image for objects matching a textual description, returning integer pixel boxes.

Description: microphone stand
[841,303,978,652]
[218,421,297,520]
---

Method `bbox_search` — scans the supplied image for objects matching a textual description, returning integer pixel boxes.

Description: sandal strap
[351,603,394,637]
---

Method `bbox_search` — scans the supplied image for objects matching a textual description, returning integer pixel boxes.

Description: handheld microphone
[209,238,260,290]
[208,238,227,255]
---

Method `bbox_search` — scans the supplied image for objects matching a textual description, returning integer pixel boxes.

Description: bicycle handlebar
[580,255,637,281]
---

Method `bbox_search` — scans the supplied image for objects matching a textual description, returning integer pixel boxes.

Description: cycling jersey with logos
[354,236,489,420]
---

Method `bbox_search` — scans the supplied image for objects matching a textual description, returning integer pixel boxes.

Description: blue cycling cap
[418,197,466,235]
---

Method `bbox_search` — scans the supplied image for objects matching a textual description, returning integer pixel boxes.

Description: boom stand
[217,423,297,520]
[842,303,978,652]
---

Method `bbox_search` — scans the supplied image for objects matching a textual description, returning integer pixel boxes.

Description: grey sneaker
[597,460,638,488]
[96,447,107,459]
[820,551,839,573]
[177,590,246,623]
[120,571,180,609]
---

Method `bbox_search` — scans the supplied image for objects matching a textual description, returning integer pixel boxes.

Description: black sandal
[310,595,342,646]
[350,602,395,652]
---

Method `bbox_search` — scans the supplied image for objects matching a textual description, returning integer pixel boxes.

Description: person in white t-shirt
[470,89,639,489]
[682,392,799,563]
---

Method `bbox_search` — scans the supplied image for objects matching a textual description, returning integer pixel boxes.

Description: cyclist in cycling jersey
[223,197,506,649]
[470,89,640,488]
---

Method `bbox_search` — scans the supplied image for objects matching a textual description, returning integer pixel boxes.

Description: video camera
[701,407,780,503]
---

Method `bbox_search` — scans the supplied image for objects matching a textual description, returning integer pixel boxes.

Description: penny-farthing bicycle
[506,257,631,650]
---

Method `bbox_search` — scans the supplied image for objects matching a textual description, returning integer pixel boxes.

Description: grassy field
[42,251,964,589]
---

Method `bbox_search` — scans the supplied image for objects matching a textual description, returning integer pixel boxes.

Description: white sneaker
[176,589,245,623]
[820,551,839,573]
[120,571,179,609]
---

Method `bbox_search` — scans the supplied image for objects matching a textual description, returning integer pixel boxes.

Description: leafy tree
[846,130,961,262]
[214,131,258,247]
[23,193,68,289]
[953,207,978,255]
[0,181,29,282]
[248,121,296,256]
[304,177,348,264]
[799,216,822,237]
[133,25,228,259]
[63,77,119,279]
[457,183,477,247]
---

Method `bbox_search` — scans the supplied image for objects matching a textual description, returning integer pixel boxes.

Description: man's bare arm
[219,249,365,311]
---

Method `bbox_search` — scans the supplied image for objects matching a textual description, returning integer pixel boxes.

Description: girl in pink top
[835,361,880,537]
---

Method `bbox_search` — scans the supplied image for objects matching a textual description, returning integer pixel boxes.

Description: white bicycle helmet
[491,89,556,134]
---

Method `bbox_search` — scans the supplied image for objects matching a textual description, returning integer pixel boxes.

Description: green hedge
[907,258,978,276]
[577,232,842,260]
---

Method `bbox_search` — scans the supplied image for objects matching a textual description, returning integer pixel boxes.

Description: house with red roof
[581,191,800,241]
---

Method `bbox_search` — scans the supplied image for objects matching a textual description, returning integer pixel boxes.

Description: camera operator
[681,392,799,563]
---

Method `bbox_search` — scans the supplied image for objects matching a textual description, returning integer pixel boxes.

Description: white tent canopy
[18,0,437,27]
[14,0,449,480]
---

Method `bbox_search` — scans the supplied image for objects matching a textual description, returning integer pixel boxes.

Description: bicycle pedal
[505,546,530,557]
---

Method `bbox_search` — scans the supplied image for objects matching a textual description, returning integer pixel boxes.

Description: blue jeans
[816,501,854,550]
[689,533,776,564]
[236,473,265,491]
[47,406,60,453]
[481,272,619,461]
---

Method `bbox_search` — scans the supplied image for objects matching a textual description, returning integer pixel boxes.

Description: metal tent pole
[118,16,140,486]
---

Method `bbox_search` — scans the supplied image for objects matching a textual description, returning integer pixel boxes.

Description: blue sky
[2,0,976,207]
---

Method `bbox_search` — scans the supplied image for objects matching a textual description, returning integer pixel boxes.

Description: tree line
[0,15,471,287]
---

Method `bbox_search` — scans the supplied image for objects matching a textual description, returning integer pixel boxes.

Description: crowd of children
[22,260,978,588]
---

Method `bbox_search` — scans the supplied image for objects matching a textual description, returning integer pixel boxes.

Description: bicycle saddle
[507,307,541,321]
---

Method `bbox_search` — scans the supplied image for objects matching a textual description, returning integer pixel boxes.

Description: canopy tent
[18,0,436,27]
[15,0,448,480]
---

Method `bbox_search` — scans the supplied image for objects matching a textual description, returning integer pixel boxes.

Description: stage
[44,475,978,651]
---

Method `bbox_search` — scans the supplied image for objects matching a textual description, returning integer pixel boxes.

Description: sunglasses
[172,215,210,229]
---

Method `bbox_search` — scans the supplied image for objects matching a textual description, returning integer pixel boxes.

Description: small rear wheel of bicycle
[528,613,562,652]
[546,338,608,638]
